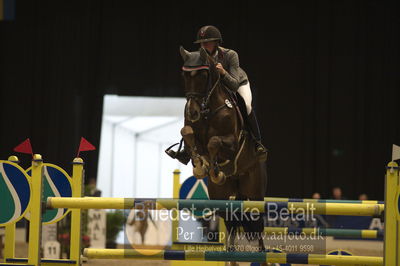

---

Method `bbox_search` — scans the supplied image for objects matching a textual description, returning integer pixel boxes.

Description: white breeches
[237,82,252,115]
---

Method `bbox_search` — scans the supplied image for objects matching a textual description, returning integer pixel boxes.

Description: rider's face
[201,41,217,54]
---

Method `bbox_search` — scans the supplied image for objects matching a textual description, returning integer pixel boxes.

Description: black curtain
[0,0,399,200]
[0,1,105,178]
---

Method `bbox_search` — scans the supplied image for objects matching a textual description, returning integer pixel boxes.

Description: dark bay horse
[179,47,268,263]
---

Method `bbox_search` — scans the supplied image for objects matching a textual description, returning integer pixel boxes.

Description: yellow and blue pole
[263,227,383,239]
[83,248,383,265]
[47,198,384,216]
[263,197,384,204]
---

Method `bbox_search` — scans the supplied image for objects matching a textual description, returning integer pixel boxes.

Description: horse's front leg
[207,134,236,185]
[181,125,209,178]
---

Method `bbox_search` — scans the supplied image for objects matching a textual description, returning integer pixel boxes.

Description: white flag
[392,144,400,161]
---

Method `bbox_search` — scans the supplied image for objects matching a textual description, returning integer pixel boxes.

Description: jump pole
[82,248,383,265]
[170,171,384,241]
[46,159,399,265]
[46,198,384,216]
[263,197,384,204]
[262,227,383,239]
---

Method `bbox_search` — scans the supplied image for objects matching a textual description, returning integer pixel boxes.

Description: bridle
[184,66,221,120]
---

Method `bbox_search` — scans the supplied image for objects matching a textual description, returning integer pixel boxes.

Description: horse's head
[180,46,218,123]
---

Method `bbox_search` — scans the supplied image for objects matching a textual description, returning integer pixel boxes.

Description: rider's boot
[247,111,268,162]
[165,141,191,165]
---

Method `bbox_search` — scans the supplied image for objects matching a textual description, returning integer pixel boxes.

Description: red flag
[77,137,96,157]
[14,138,33,155]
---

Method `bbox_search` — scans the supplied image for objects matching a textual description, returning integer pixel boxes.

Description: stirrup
[165,138,184,158]
[165,140,191,165]
[165,142,180,159]
[174,150,191,165]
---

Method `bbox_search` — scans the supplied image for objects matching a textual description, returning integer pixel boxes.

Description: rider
[166,25,267,163]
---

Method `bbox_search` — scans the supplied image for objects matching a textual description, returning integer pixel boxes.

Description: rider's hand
[215,63,226,76]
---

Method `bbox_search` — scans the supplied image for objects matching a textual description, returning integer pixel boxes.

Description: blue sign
[0,161,31,226]
[180,176,210,218]
[26,163,72,224]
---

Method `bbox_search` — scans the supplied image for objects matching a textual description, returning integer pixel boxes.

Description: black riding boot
[165,140,191,165]
[247,111,268,162]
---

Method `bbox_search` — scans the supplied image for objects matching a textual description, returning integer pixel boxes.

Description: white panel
[112,127,135,198]
[104,95,185,117]
[98,95,205,245]
[135,141,160,197]
[97,119,113,198]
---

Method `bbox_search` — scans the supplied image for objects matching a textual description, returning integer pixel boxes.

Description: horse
[178,46,268,265]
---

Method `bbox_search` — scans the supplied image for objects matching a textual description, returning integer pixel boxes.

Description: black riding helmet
[194,25,223,44]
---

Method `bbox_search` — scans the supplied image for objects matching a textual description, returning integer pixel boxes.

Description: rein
[200,74,221,118]
[185,72,223,120]
[202,74,220,108]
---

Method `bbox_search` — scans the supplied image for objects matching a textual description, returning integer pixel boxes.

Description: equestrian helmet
[194,25,223,44]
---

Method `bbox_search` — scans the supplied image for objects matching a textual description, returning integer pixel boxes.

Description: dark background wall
[0,0,399,200]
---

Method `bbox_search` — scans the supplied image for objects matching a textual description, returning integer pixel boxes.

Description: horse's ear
[180,46,190,61]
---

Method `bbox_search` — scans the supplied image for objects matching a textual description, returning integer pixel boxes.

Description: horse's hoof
[211,171,226,185]
[193,167,206,179]
[193,157,206,178]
